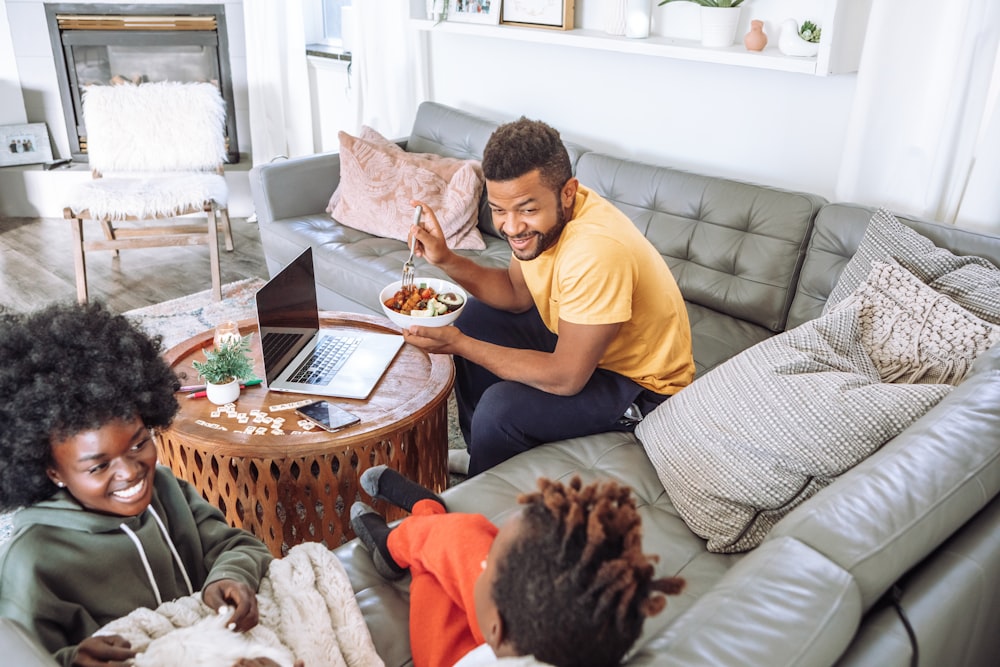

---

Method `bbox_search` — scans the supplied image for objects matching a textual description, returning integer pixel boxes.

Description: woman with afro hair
[0,302,273,667]
[351,466,685,667]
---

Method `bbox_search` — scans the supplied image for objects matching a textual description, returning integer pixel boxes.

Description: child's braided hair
[492,476,685,666]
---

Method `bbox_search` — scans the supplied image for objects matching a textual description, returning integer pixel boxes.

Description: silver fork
[401,205,422,290]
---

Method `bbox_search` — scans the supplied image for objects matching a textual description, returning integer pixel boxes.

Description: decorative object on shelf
[502,0,575,30]
[744,19,767,51]
[605,0,627,35]
[799,20,822,44]
[659,0,746,47]
[0,122,54,167]
[426,0,446,22]
[604,0,628,35]
[192,333,258,406]
[625,0,653,38]
[446,0,500,25]
[778,18,821,57]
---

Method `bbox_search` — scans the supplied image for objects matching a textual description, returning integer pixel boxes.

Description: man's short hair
[482,117,573,194]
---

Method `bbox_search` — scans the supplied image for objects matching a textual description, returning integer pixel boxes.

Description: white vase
[425,0,445,21]
[206,379,241,406]
[624,0,652,39]
[700,6,741,48]
[605,0,627,36]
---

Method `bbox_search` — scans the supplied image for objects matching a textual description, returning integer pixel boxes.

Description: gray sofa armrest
[0,619,58,667]
[644,538,861,667]
[769,344,1000,610]
[250,152,343,224]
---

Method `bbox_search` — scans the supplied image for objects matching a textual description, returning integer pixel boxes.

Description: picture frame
[501,0,575,30]
[446,0,501,25]
[0,123,53,167]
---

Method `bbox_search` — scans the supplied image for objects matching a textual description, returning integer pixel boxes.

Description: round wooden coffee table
[155,312,454,557]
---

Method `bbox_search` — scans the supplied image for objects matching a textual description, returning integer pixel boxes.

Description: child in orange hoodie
[351,467,684,667]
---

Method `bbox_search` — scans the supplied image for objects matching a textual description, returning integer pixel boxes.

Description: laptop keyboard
[261,331,301,367]
[288,335,363,385]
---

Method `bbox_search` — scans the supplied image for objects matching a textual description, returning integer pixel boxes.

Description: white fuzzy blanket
[97,542,384,667]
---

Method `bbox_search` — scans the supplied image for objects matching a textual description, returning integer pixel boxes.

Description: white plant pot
[700,6,741,48]
[206,379,241,406]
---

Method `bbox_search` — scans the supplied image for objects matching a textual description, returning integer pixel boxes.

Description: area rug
[126,277,267,350]
[0,279,466,545]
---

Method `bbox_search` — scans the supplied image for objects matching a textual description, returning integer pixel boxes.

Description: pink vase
[744,19,767,52]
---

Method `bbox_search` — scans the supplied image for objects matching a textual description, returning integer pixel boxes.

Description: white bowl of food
[379,277,468,328]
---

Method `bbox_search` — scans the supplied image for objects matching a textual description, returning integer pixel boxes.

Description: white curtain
[835,0,1000,230]
[244,0,315,166]
[349,0,429,139]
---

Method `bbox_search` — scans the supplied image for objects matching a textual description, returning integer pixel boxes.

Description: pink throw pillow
[326,126,486,250]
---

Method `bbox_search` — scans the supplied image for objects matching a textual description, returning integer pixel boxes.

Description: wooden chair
[64,81,235,303]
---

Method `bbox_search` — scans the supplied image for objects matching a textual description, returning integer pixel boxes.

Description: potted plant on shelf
[777,18,821,57]
[192,334,257,405]
[659,0,746,48]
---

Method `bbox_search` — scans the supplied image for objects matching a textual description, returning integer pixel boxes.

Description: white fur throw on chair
[69,173,229,221]
[82,81,228,173]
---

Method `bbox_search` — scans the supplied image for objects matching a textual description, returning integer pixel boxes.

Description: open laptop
[255,247,404,399]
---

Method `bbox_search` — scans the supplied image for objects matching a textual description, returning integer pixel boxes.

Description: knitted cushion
[832,259,1000,385]
[327,126,485,250]
[636,306,951,553]
[825,208,1000,322]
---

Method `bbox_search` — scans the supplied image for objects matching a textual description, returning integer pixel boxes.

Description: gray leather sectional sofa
[3,102,998,665]
[250,102,1000,666]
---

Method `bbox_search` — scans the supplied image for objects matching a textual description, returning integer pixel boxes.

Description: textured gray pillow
[832,259,999,385]
[636,306,952,553]
[825,208,1000,322]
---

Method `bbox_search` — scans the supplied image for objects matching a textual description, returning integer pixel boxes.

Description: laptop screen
[255,248,321,383]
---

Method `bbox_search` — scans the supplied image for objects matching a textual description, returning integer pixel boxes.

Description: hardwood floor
[0,216,268,313]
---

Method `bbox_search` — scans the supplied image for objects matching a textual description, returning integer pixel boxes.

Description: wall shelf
[411,0,872,77]
[412,19,818,75]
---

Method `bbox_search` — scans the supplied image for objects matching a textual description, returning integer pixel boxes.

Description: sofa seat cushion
[637,306,952,553]
[685,301,775,377]
[337,432,744,664]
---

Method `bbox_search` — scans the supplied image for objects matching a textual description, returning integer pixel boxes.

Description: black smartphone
[295,400,360,432]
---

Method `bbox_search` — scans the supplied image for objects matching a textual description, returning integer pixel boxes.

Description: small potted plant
[192,334,257,405]
[659,0,746,48]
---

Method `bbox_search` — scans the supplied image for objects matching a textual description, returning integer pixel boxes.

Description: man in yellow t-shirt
[402,117,694,476]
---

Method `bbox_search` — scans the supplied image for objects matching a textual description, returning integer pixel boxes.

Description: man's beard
[502,204,567,261]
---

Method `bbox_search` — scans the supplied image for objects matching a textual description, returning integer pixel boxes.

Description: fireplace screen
[46,4,239,163]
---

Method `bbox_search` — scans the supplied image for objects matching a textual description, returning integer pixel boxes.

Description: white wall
[423,34,856,202]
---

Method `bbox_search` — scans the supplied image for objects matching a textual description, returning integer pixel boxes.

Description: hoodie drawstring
[119,506,194,606]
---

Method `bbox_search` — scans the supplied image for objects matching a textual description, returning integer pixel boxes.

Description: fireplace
[45,3,240,163]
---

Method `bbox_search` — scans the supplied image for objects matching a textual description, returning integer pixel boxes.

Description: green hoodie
[0,466,272,666]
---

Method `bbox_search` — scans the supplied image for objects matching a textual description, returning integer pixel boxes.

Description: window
[320,0,352,49]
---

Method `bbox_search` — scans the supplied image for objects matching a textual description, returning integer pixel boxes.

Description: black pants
[453,298,667,476]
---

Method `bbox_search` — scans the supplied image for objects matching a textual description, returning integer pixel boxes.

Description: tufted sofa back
[408,102,590,241]
[575,152,826,375]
